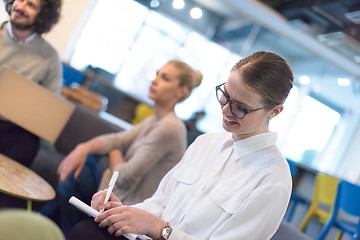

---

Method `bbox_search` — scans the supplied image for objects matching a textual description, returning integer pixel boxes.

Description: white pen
[100,171,118,213]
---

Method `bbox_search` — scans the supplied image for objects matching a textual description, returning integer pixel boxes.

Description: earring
[269,116,273,120]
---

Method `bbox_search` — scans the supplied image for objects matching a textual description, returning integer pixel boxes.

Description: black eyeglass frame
[215,82,274,120]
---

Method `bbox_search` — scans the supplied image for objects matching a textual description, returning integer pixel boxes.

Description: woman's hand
[95,204,167,239]
[109,148,125,172]
[57,143,90,183]
[91,189,121,212]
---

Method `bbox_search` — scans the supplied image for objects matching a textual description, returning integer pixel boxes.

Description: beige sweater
[0,22,62,94]
[97,112,187,205]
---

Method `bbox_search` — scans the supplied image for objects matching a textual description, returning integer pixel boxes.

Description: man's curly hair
[4,0,62,34]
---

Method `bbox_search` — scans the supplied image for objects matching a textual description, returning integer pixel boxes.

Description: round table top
[0,154,55,201]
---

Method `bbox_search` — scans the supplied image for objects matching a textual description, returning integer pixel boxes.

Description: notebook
[0,67,75,143]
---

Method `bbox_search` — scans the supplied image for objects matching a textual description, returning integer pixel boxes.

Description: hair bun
[193,70,203,88]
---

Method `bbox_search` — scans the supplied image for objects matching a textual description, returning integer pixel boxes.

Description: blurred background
[1,0,359,183]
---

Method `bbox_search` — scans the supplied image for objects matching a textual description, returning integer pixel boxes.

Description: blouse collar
[232,132,278,159]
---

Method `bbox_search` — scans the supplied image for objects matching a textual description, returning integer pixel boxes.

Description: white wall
[0,0,96,61]
[44,0,98,61]
[0,1,8,23]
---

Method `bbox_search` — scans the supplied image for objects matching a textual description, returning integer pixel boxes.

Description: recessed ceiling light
[150,0,160,8]
[172,0,184,9]
[337,77,351,87]
[190,7,203,19]
[299,75,310,85]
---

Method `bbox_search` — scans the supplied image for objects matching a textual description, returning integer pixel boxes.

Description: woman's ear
[269,104,284,118]
[177,86,189,100]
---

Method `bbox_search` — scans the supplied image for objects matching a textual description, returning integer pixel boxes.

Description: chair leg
[335,231,343,240]
[299,210,314,231]
[285,200,297,221]
[317,221,334,240]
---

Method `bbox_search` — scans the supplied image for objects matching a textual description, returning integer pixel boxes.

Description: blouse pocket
[174,166,202,185]
[211,184,245,214]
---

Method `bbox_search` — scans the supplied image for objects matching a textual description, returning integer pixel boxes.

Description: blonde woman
[41,60,202,235]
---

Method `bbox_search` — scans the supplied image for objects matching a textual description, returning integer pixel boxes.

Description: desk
[0,154,55,211]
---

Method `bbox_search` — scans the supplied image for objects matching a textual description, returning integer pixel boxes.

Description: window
[271,90,341,167]
[69,0,238,133]
[113,11,185,102]
[69,0,149,73]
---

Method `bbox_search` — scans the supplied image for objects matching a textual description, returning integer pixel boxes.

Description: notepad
[0,67,75,143]
[69,196,150,240]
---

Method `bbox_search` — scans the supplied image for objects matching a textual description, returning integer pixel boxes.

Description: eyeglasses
[215,83,273,119]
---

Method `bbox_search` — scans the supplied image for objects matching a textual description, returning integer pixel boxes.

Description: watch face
[162,226,172,239]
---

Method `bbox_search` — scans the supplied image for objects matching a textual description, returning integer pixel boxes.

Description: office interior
[1,0,360,239]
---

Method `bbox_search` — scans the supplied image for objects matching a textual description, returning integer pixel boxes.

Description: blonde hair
[167,60,203,102]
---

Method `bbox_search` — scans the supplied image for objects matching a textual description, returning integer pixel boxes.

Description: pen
[100,171,118,213]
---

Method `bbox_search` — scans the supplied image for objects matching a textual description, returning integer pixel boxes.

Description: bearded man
[0,0,63,167]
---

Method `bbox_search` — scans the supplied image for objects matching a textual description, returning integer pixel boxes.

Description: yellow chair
[131,102,155,125]
[298,173,340,233]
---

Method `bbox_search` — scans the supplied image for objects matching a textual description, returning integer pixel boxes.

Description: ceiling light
[172,0,184,9]
[298,75,310,85]
[337,78,351,87]
[190,7,203,19]
[150,0,160,8]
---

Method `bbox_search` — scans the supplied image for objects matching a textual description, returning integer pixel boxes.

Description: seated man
[0,0,62,167]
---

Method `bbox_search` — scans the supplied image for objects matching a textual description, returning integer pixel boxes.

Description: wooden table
[0,154,55,211]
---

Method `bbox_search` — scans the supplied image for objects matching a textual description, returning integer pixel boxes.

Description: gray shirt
[97,112,187,205]
[0,22,62,94]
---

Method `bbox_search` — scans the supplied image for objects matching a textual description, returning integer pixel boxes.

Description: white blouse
[134,131,292,240]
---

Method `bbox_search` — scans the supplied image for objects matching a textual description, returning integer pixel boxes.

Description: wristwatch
[160,222,172,240]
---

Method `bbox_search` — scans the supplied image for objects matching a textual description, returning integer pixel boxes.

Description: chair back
[317,180,360,239]
[317,174,339,206]
[0,209,65,240]
[337,180,360,216]
[298,173,339,231]
[131,102,155,125]
[286,158,297,178]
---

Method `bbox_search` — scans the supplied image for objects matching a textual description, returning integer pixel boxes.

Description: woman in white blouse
[68,51,294,240]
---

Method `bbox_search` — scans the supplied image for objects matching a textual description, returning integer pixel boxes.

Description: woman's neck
[154,105,175,120]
